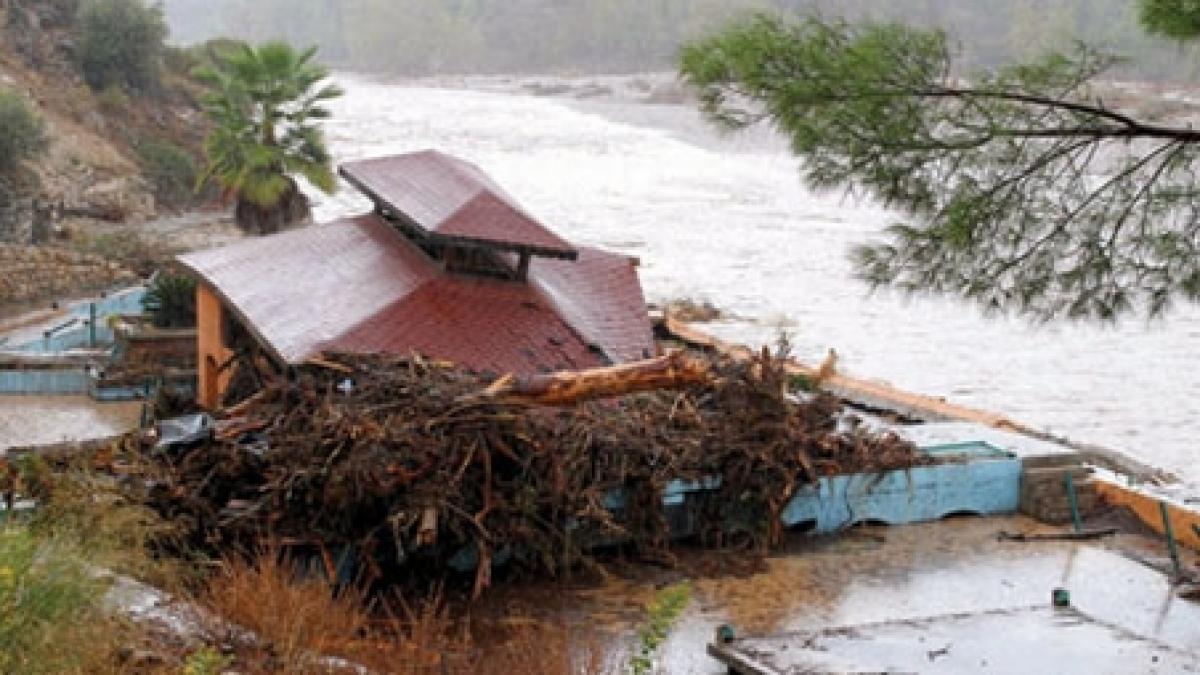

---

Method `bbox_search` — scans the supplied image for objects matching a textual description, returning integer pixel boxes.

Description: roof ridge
[529,265,614,364]
[437,153,524,215]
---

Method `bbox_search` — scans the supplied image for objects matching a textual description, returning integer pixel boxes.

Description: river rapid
[313,73,1199,489]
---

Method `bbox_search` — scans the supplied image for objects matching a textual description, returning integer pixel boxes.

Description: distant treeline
[160,0,1200,79]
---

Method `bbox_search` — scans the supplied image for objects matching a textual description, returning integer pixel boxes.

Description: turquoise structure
[603,441,1021,535]
[780,441,1021,532]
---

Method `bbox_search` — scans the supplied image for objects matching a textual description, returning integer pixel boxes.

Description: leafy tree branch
[680,12,1200,321]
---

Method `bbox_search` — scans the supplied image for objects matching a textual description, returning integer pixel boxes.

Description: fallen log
[477,351,711,406]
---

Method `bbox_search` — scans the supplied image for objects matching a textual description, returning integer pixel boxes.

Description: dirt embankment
[0,1,229,308]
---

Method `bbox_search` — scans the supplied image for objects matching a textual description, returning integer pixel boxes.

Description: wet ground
[472,515,1200,673]
[0,395,141,448]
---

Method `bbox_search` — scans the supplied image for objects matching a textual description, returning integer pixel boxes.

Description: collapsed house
[179,150,657,408]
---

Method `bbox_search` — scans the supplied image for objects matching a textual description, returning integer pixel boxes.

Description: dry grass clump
[465,618,610,675]
[200,549,372,672]
[201,548,611,674]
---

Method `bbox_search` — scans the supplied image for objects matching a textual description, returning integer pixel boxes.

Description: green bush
[142,272,197,328]
[94,82,130,114]
[0,526,119,673]
[77,0,168,93]
[0,91,46,176]
[137,138,197,209]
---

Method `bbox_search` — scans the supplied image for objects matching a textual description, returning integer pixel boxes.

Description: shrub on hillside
[137,138,197,209]
[0,91,46,176]
[77,0,168,93]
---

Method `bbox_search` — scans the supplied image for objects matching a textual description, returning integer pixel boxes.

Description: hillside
[0,0,211,245]
[0,0,233,312]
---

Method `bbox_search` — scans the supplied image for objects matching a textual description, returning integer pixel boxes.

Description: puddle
[0,396,141,448]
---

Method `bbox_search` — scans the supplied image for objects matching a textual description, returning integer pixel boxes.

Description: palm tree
[195,42,343,234]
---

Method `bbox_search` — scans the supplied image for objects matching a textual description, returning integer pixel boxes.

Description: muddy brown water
[0,396,141,448]
[463,515,1200,673]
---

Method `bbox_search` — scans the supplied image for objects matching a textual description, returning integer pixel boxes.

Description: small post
[516,251,531,281]
[1064,471,1082,533]
[88,302,97,347]
[1160,500,1183,580]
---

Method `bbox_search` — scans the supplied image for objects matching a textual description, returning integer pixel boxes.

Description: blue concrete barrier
[780,441,1021,532]
[0,368,88,394]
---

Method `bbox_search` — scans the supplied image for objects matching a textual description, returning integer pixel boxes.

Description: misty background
[160,0,1200,80]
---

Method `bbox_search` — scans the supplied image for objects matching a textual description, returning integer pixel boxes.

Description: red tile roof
[178,214,438,364]
[531,249,656,363]
[335,275,603,375]
[179,202,655,373]
[340,151,576,257]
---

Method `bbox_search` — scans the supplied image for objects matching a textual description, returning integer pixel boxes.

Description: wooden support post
[516,251,531,281]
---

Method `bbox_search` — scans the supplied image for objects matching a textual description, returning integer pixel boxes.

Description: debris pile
[126,350,927,595]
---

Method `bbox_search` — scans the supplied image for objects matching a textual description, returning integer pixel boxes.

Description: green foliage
[1140,0,1200,40]
[0,526,117,674]
[183,647,234,675]
[681,14,1200,321]
[631,582,690,674]
[0,91,46,177]
[194,41,341,217]
[94,83,130,114]
[137,138,198,209]
[77,0,169,93]
[142,272,197,328]
[0,458,186,672]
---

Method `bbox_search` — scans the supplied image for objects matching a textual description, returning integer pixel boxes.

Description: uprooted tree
[680,0,1200,322]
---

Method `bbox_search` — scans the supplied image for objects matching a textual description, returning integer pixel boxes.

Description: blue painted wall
[4,287,145,354]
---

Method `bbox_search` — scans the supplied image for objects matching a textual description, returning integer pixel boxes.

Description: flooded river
[314,73,1200,489]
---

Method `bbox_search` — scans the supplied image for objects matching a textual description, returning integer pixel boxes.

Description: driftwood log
[477,351,711,406]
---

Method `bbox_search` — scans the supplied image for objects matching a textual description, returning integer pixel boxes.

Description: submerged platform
[709,604,1198,674]
[626,515,1200,673]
